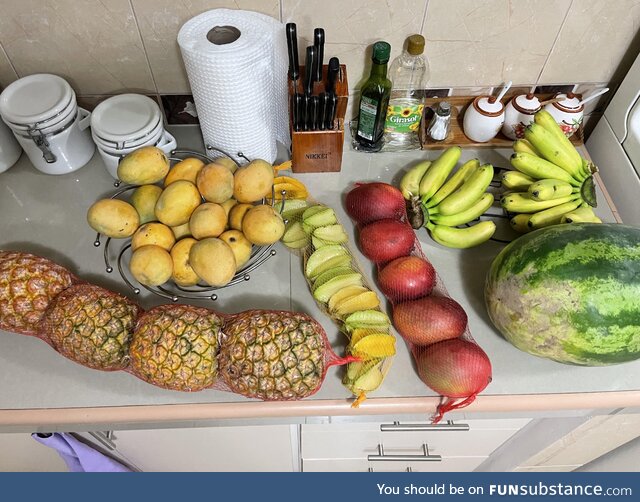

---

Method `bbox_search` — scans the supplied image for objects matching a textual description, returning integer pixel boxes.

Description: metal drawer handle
[380,420,470,432]
[368,444,442,462]
[367,466,414,472]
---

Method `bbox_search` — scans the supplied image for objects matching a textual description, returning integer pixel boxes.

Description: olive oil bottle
[355,41,392,152]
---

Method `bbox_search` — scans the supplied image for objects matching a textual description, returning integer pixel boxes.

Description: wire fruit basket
[93,145,280,302]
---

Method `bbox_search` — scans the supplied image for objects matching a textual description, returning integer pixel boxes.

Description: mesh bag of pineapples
[342,181,493,422]
[0,250,357,400]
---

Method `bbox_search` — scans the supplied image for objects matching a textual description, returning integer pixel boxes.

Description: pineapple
[219,310,327,400]
[0,251,76,336]
[130,305,222,391]
[41,284,140,371]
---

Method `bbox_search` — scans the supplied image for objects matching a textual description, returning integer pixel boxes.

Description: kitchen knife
[302,93,310,131]
[313,28,325,83]
[318,92,327,130]
[292,92,302,131]
[285,23,299,81]
[304,45,316,96]
[325,92,337,130]
[326,57,340,95]
[310,95,320,130]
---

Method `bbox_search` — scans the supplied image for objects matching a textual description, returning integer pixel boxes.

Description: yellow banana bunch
[502,109,601,233]
[398,147,496,248]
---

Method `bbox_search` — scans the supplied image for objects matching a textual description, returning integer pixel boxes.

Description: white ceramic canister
[90,94,176,179]
[463,96,505,143]
[544,92,584,138]
[0,117,22,174]
[0,74,94,175]
[502,93,541,140]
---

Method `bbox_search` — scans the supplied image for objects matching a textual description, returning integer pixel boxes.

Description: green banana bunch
[502,109,601,233]
[397,147,496,248]
[426,220,496,249]
[502,170,535,190]
[399,160,431,199]
[528,179,575,201]
[419,146,461,202]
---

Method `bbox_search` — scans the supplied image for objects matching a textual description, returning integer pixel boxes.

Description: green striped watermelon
[485,223,640,366]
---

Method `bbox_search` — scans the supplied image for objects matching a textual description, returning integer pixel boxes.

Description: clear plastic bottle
[384,34,429,150]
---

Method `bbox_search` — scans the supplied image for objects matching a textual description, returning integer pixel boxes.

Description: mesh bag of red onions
[345,182,493,423]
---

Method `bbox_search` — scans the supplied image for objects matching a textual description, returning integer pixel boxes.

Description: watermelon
[485,223,640,366]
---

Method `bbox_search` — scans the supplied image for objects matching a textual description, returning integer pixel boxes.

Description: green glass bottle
[355,41,392,152]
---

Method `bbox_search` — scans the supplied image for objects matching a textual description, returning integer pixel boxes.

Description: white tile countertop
[0,125,638,432]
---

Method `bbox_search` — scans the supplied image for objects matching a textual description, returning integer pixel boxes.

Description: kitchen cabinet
[77,425,295,472]
[300,419,529,472]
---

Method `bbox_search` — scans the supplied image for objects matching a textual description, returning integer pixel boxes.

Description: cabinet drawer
[302,419,530,460]
[303,456,488,472]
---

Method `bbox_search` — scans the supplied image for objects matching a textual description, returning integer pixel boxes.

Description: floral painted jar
[543,92,584,138]
[502,93,541,140]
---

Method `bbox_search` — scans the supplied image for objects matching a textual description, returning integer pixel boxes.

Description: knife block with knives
[286,23,348,173]
[289,64,348,173]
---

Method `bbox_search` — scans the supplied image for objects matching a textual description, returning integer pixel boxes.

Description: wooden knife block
[288,64,349,173]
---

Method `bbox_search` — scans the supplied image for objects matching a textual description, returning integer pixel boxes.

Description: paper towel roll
[178,9,289,163]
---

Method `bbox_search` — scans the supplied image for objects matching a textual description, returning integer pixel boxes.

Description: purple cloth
[32,433,131,472]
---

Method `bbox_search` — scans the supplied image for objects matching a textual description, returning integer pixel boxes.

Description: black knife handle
[325,92,337,130]
[310,95,320,130]
[318,93,327,131]
[296,93,305,132]
[313,28,325,82]
[304,46,316,96]
[292,92,302,132]
[327,57,340,95]
[302,94,310,131]
[286,23,299,81]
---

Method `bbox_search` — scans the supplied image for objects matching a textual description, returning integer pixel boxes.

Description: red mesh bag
[345,182,492,423]
[0,251,355,401]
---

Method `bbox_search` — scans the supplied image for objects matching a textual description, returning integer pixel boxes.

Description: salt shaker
[427,101,451,141]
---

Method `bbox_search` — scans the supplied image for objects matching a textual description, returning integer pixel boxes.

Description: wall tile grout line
[127,0,159,94]
[279,0,284,23]
[420,0,430,36]
[0,41,19,81]
[535,0,574,85]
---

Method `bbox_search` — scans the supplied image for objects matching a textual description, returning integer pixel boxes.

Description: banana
[436,164,494,216]
[502,170,536,190]
[580,157,597,179]
[524,123,584,180]
[419,146,461,201]
[528,198,584,230]
[399,160,431,200]
[429,192,494,227]
[534,109,583,170]
[510,152,580,186]
[426,158,479,208]
[513,138,541,157]
[510,213,532,233]
[501,192,577,214]
[561,206,602,223]
[528,179,575,201]
[426,220,496,249]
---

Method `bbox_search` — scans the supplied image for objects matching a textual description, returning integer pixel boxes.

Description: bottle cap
[407,34,425,55]
[436,101,451,116]
[372,41,391,64]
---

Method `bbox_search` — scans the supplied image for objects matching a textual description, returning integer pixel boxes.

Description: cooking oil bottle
[384,35,429,150]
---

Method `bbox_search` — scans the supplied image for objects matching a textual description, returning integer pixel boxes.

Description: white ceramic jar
[463,96,505,143]
[0,118,22,174]
[90,94,176,179]
[0,74,94,175]
[544,92,584,138]
[502,93,541,140]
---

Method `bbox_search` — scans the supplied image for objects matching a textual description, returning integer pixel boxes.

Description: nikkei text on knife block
[289,64,349,173]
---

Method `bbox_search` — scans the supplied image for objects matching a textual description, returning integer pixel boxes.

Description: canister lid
[514,93,541,111]
[477,96,504,114]
[90,94,162,144]
[0,74,75,126]
[554,92,583,110]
